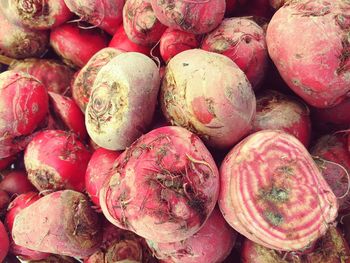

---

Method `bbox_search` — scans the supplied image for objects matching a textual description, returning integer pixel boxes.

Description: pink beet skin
[123,0,167,46]
[109,25,151,55]
[5,192,50,261]
[0,0,72,30]
[64,0,125,35]
[9,59,75,95]
[147,208,237,263]
[151,0,226,34]
[160,28,200,63]
[48,92,87,139]
[0,170,35,195]
[252,90,311,147]
[311,134,350,214]
[0,221,9,262]
[24,130,92,192]
[0,71,49,159]
[100,126,220,243]
[50,23,109,68]
[85,148,121,207]
[266,0,350,108]
[201,17,268,89]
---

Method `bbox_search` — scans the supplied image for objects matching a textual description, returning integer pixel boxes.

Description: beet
[0,170,35,195]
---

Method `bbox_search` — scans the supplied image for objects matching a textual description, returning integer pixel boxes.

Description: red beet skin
[267,0,350,108]
[0,71,49,159]
[5,192,49,261]
[0,156,15,171]
[147,208,237,263]
[311,134,350,214]
[50,23,109,68]
[48,92,87,139]
[0,221,9,262]
[160,28,200,63]
[109,25,151,56]
[201,17,268,89]
[0,170,35,195]
[9,59,75,95]
[85,148,121,207]
[100,126,220,243]
[0,190,10,215]
[252,90,311,147]
[24,130,92,192]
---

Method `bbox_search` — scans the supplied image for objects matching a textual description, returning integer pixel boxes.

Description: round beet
[0,170,35,195]
[201,17,268,89]
[85,148,121,207]
[24,130,92,192]
[0,10,49,59]
[64,0,124,35]
[253,90,311,147]
[161,49,256,149]
[48,92,87,139]
[109,25,151,56]
[72,48,122,112]
[147,208,236,263]
[50,23,109,68]
[0,221,9,262]
[151,0,226,34]
[123,0,166,46]
[0,71,49,159]
[160,28,200,63]
[267,0,350,108]
[100,126,220,243]
[5,192,49,261]
[9,59,75,95]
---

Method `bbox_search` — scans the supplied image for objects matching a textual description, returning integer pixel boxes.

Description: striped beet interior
[219,130,338,251]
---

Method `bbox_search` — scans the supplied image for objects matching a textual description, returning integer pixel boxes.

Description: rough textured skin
[161,49,256,149]
[9,59,74,95]
[266,0,350,108]
[85,222,156,263]
[311,134,350,214]
[109,25,151,55]
[100,126,220,243]
[64,0,124,35]
[311,97,350,133]
[0,221,9,262]
[85,148,121,207]
[5,192,50,261]
[160,28,200,63]
[151,0,226,34]
[253,90,311,147]
[86,52,160,150]
[50,23,109,68]
[123,0,166,46]
[0,10,49,59]
[0,0,72,30]
[72,48,122,113]
[24,130,92,192]
[219,130,338,251]
[0,71,49,159]
[241,226,350,263]
[48,92,87,139]
[146,208,236,263]
[12,190,102,258]
[201,17,268,89]
[0,170,35,195]
[26,255,76,263]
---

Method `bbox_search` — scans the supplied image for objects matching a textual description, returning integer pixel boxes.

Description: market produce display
[0,0,350,262]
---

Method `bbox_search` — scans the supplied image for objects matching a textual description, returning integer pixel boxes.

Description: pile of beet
[0,0,350,262]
